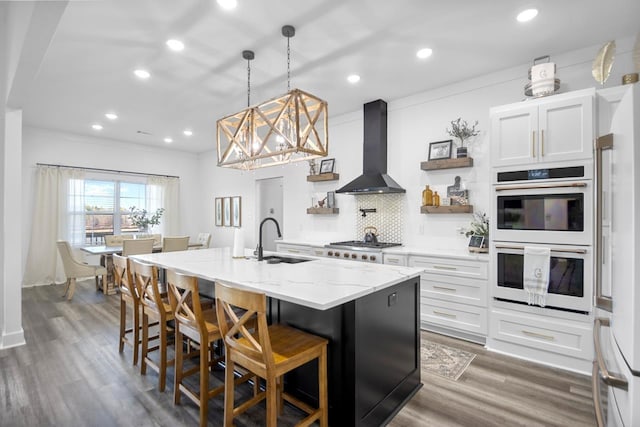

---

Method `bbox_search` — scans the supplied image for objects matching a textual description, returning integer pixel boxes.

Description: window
[84,179,147,244]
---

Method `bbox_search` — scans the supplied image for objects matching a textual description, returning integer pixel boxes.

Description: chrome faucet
[257,217,282,261]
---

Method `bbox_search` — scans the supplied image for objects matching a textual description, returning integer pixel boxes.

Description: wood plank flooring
[1,281,596,426]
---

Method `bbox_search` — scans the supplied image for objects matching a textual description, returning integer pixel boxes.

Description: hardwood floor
[1,281,596,426]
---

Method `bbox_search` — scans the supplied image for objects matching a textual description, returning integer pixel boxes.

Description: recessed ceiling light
[347,74,361,84]
[92,124,103,131]
[164,137,173,144]
[216,0,237,10]
[166,39,185,52]
[516,8,538,22]
[416,48,433,59]
[183,129,193,136]
[134,69,150,79]
[105,113,118,120]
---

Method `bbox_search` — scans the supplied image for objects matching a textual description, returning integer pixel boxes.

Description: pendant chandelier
[217,25,329,170]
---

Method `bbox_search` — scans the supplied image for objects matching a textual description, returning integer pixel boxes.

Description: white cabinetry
[490,88,594,167]
[408,255,488,344]
[382,253,407,266]
[275,243,312,255]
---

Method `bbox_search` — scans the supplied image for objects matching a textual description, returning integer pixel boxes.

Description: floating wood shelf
[307,207,339,214]
[307,172,340,182]
[420,157,474,171]
[420,205,473,214]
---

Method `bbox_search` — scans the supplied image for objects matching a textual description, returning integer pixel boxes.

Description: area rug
[421,340,476,381]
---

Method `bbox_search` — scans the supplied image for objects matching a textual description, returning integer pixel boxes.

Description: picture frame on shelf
[319,158,335,174]
[223,197,231,227]
[428,139,453,161]
[326,191,336,208]
[231,196,241,227]
[215,198,223,226]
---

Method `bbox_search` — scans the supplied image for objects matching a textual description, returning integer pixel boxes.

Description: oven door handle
[593,317,628,390]
[494,244,587,255]
[495,182,588,191]
[595,134,613,312]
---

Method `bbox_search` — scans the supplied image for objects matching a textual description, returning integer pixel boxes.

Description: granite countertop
[131,247,422,311]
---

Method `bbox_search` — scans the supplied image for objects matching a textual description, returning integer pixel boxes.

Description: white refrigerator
[593,83,640,427]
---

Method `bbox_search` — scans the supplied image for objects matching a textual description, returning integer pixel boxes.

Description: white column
[1,109,25,349]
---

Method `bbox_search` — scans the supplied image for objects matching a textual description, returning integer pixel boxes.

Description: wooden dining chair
[123,238,155,256]
[56,240,107,300]
[130,258,174,392]
[113,254,142,365]
[162,236,190,252]
[215,281,329,427]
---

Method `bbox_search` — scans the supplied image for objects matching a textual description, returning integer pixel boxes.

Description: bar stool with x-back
[215,281,329,427]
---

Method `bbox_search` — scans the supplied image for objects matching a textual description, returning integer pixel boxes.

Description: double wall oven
[492,165,593,313]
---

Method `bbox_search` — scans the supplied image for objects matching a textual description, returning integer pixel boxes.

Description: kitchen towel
[523,246,551,307]
[232,227,245,258]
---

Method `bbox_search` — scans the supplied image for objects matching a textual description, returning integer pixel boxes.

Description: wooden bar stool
[167,270,255,427]
[130,258,174,392]
[113,254,141,365]
[215,281,329,427]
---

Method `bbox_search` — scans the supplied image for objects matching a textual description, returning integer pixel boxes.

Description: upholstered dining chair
[195,233,211,249]
[56,240,107,301]
[215,281,329,427]
[122,238,154,256]
[104,234,133,246]
[162,236,190,252]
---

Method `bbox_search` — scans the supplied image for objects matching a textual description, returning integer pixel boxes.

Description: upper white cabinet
[490,88,594,167]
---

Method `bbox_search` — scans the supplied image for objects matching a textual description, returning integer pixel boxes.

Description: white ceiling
[21,0,640,153]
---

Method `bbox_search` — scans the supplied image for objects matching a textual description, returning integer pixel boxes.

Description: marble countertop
[131,247,423,311]
[277,238,489,262]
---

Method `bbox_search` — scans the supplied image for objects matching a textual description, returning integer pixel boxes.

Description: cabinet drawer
[420,299,487,335]
[310,246,325,257]
[490,309,593,360]
[276,244,312,255]
[409,256,488,280]
[383,254,407,266]
[421,274,487,308]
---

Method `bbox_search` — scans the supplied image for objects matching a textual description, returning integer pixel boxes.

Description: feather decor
[592,40,616,85]
[633,33,640,72]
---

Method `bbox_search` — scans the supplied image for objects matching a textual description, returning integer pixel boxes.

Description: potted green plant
[128,206,165,234]
[446,118,480,158]
[465,212,489,253]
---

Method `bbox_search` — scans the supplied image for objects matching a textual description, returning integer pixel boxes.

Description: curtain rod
[35,163,179,179]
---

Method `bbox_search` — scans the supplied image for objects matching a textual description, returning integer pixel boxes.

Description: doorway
[256,177,283,251]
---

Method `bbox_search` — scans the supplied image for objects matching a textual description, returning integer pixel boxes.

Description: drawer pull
[521,330,555,341]
[593,317,628,390]
[433,265,457,271]
[288,249,300,254]
[434,310,457,319]
[433,286,457,292]
[386,259,399,264]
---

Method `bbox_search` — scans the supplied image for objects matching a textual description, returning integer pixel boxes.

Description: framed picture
[326,191,335,208]
[215,198,223,226]
[428,139,452,161]
[319,158,335,174]
[223,197,231,227]
[231,196,241,227]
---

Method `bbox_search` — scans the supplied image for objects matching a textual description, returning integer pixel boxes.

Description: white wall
[21,127,201,273]
[199,36,636,251]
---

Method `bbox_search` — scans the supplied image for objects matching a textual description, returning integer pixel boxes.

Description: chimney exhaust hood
[336,99,405,195]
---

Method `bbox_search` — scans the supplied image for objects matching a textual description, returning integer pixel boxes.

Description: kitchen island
[132,247,423,427]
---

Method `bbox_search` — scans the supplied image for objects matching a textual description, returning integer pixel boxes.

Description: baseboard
[1,328,26,349]
[421,323,487,345]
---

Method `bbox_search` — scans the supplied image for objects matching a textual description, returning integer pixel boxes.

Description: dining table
[81,242,203,294]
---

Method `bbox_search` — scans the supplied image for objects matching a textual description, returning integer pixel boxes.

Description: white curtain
[23,166,86,286]
[146,176,180,236]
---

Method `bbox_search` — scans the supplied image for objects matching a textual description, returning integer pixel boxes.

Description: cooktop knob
[344,253,349,258]
[334,252,340,257]
[362,255,368,260]
[370,255,377,262]
[351,254,357,259]
[327,251,333,256]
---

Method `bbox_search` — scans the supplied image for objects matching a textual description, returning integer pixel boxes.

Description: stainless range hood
[336,99,405,194]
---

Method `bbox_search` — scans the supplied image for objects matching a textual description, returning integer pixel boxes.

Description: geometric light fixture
[217,25,328,170]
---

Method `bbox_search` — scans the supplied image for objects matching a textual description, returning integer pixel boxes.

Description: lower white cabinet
[409,255,488,343]
[275,243,313,255]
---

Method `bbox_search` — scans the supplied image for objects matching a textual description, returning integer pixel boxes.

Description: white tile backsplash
[354,194,404,243]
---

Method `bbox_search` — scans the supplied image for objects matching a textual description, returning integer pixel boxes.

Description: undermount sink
[262,255,312,264]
